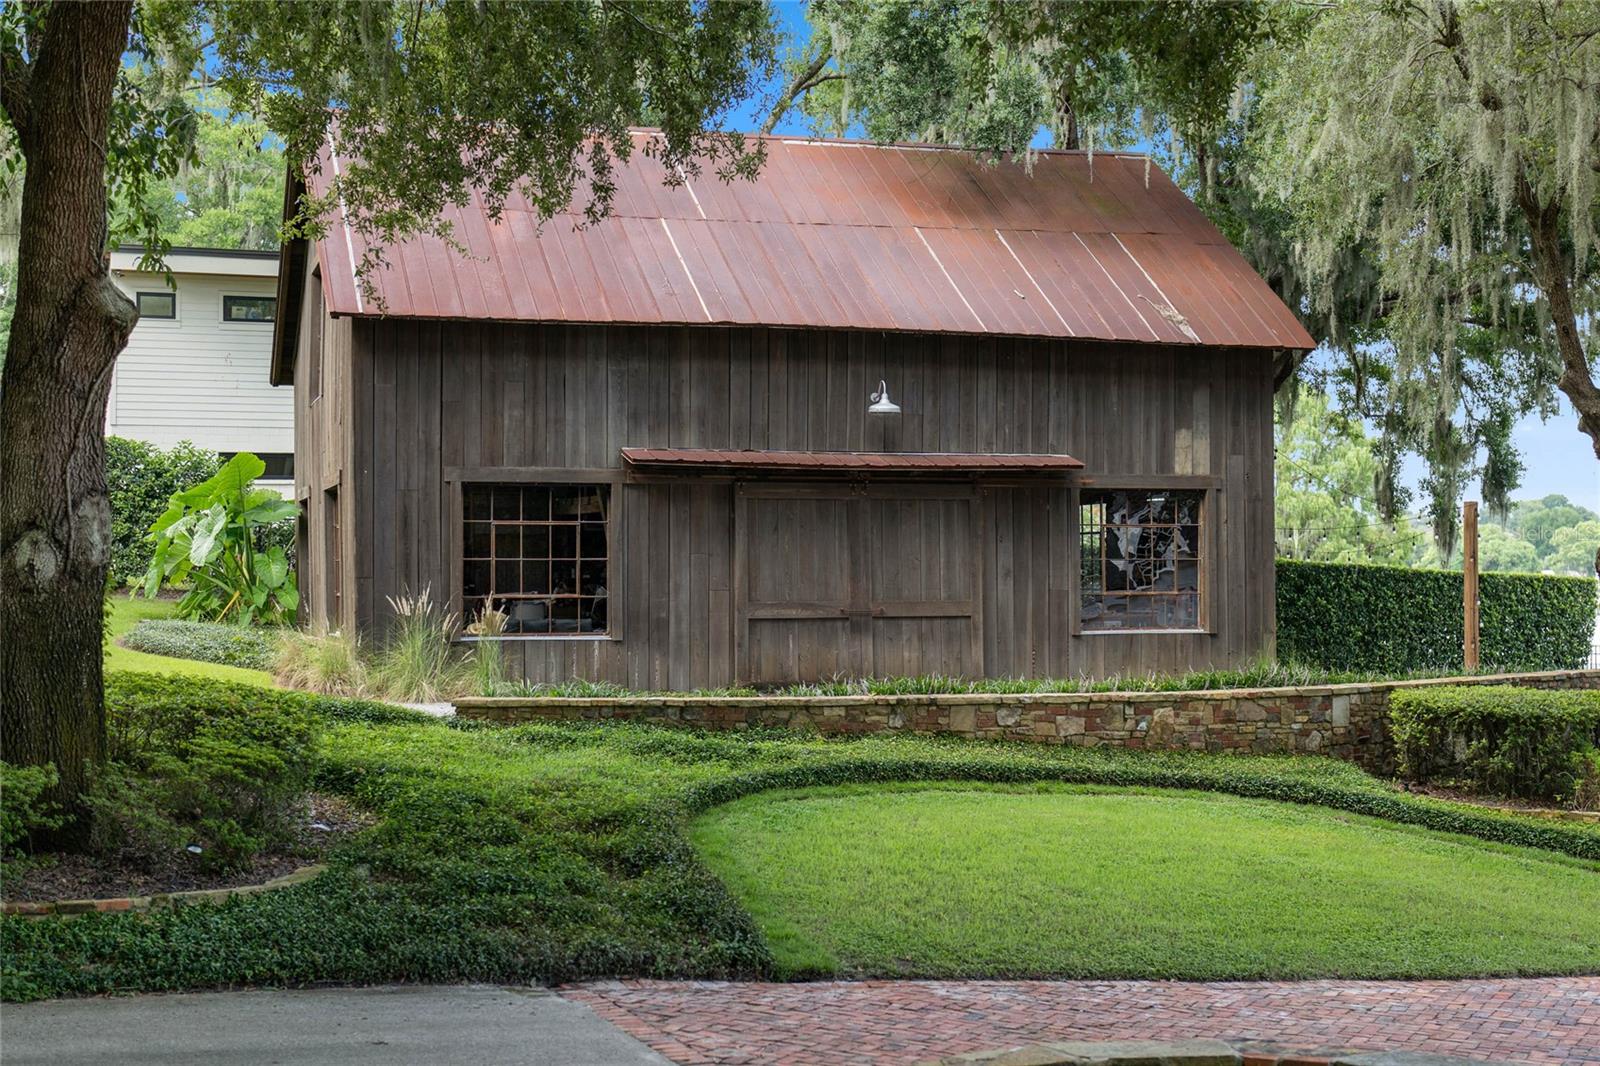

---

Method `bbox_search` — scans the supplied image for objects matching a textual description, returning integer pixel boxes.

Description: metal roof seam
[1071,231,1158,342]
[913,226,987,332]
[993,228,1074,337]
[324,133,364,315]
[1111,233,1201,344]
[656,218,713,322]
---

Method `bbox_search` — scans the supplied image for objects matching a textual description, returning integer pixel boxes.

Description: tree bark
[1517,173,1600,461]
[1,1,136,845]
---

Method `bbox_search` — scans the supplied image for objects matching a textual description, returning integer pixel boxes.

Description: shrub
[105,437,220,585]
[122,619,282,670]
[1390,685,1600,801]
[94,673,321,871]
[0,762,64,856]
[1277,559,1597,674]
[142,452,300,625]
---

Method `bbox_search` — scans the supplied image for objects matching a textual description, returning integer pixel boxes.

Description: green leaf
[244,499,299,526]
[260,548,289,589]
[277,583,300,612]
[188,506,228,568]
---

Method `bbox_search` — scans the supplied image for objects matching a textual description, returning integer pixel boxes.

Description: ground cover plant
[104,595,272,686]
[122,619,282,672]
[691,783,1600,979]
[5,672,1600,1002]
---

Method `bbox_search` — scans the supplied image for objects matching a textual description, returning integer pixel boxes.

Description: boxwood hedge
[1391,685,1600,801]
[1277,559,1597,674]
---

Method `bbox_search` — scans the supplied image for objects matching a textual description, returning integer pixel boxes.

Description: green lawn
[6,675,1600,1001]
[692,783,1600,979]
[104,594,274,686]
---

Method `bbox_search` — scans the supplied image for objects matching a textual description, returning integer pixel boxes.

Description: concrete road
[0,985,673,1066]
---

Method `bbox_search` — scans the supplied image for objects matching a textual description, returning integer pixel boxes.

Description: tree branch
[760,49,833,136]
[0,40,32,146]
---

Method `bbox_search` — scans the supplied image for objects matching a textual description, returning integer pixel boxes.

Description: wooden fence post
[1463,500,1480,671]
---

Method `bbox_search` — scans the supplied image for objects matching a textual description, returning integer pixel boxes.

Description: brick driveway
[562,978,1600,1066]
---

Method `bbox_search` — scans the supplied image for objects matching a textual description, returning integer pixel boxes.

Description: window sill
[1076,628,1211,636]
[456,633,616,642]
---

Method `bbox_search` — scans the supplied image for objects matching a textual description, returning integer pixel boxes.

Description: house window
[1079,489,1203,631]
[223,294,277,322]
[462,484,610,635]
[135,291,176,319]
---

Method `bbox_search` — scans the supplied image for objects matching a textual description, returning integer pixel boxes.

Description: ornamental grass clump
[371,587,467,703]
[465,601,509,697]
[275,626,367,696]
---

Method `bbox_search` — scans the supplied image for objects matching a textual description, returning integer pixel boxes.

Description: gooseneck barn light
[868,380,901,416]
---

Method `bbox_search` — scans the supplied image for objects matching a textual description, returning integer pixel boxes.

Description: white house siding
[107,255,292,461]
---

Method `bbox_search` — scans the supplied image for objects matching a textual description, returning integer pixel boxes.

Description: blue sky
[729,2,1597,511]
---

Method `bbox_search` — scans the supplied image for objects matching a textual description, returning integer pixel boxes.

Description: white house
[107,246,293,489]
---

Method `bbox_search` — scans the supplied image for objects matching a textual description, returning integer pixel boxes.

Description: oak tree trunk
[1519,176,1600,461]
[1,1,137,845]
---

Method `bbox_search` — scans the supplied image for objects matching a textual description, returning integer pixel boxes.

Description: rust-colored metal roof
[620,447,1083,477]
[303,132,1313,351]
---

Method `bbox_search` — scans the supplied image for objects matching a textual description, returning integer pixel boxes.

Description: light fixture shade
[868,379,901,416]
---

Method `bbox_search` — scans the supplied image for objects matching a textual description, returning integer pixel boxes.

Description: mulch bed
[1400,782,1599,820]
[1,794,370,903]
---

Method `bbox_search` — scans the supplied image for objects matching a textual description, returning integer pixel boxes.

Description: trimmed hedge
[122,619,283,671]
[1277,559,1597,674]
[106,438,220,585]
[1391,685,1600,801]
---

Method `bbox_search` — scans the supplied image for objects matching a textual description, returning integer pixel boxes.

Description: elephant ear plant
[141,452,301,625]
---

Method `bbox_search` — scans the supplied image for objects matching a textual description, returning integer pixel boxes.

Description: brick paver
[562,978,1600,1066]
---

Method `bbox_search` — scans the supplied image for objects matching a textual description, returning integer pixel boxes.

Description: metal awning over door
[734,483,981,684]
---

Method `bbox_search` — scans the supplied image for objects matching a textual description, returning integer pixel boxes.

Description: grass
[691,782,1600,979]
[487,662,1518,700]
[5,673,1600,1001]
[104,595,274,686]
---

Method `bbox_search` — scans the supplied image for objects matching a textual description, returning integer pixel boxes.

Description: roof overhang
[269,170,311,387]
[621,447,1084,481]
[110,246,280,278]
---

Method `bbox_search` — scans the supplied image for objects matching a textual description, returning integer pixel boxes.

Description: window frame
[1070,479,1217,636]
[221,293,278,324]
[446,468,622,642]
[134,290,177,321]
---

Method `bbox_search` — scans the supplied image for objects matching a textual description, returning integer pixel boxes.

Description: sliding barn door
[735,484,981,685]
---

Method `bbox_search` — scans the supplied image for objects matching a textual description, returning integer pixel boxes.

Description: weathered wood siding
[332,320,1274,686]
[291,251,357,632]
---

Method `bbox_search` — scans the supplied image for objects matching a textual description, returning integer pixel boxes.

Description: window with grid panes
[1079,489,1202,631]
[462,484,610,635]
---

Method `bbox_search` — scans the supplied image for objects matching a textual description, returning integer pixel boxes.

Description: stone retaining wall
[453,670,1600,772]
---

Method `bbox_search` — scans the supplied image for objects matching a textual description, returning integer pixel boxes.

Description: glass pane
[464,521,491,558]
[492,488,520,521]
[580,560,607,595]
[579,489,607,521]
[579,524,607,559]
[551,525,576,559]
[464,487,492,521]
[524,525,550,560]
[494,560,520,593]
[464,561,490,597]
[1079,489,1204,631]
[551,487,582,521]
[524,563,551,595]
[136,292,175,319]
[522,486,551,522]
[551,560,577,594]
[223,295,276,322]
[494,524,520,559]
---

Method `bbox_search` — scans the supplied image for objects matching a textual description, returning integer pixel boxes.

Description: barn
[269,133,1313,689]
